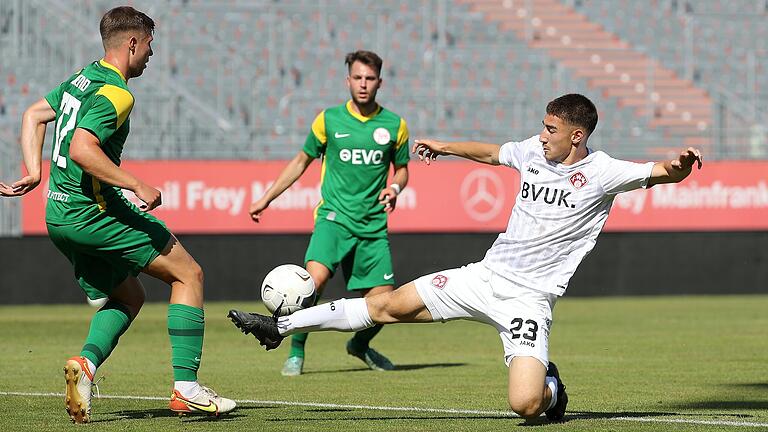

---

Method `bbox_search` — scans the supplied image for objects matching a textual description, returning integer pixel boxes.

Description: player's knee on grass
[508,392,546,419]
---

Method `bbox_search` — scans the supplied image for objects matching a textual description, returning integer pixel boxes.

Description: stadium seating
[0,0,764,235]
[573,0,767,155]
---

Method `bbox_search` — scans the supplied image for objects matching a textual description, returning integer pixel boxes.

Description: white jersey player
[228,93,703,422]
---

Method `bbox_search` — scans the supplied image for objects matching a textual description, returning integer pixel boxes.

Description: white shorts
[414,262,557,367]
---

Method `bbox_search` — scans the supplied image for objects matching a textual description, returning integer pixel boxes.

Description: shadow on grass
[663,381,768,412]
[95,406,761,425]
[265,414,520,422]
[304,362,467,375]
[266,408,762,427]
[395,362,467,371]
[264,410,686,426]
[669,400,768,411]
[93,405,269,423]
[727,382,768,390]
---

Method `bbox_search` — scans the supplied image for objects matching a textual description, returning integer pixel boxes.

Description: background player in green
[0,6,234,422]
[247,50,410,376]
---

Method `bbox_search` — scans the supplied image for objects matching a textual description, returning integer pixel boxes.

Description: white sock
[277,298,374,336]
[174,381,201,398]
[84,358,97,377]
[545,376,558,410]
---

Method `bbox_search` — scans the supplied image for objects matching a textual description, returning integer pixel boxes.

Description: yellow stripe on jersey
[92,177,107,212]
[311,111,327,144]
[99,59,127,82]
[395,118,409,150]
[345,100,382,123]
[313,156,329,222]
[96,84,134,129]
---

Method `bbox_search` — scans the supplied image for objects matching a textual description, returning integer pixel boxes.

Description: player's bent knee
[177,258,204,287]
[191,263,204,285]
[508,394,545,419]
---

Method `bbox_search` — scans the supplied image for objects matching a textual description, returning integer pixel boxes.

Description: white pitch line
[2,391,767,428]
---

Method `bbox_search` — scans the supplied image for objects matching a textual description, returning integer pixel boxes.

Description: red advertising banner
[20,160,768,234]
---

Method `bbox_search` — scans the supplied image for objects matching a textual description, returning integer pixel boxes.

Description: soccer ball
[261,264,316,315]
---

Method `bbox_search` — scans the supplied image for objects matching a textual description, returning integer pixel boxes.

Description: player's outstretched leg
[228,309,284,350]
[63,356,94,424]
[544,362,568,422]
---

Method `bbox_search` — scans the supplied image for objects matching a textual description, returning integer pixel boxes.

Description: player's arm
[0,99,56,197]
[69,128,161,211]
[647,147,703,187]
[249,150,315,222]
[412,139,501,165]
[379,163,408,213]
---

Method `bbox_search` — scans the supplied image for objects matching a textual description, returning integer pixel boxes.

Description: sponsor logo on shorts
[383,273,394,280]
[431,274,448,288]
[569,171,588,189]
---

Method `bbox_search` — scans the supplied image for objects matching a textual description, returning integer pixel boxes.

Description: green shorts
[47,199,171,300]
[305,218,394,290]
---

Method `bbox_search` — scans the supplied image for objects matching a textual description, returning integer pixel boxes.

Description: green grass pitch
[1,295,766,431]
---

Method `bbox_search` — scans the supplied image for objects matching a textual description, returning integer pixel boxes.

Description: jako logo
[339,149,384,165]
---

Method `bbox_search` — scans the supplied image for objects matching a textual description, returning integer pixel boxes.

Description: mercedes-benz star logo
[460,169,505,222]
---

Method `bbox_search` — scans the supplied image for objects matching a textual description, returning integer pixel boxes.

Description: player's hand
[249,198,269,223]
[134,182,162,211]
[378,187,398,213]
[0,175,41,197]
[671,147,703,171]
[412,139,447,165]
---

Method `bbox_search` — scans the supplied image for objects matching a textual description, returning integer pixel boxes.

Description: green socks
[167,304,205,382]
[81,300,132,368]
[79,302,205,382]
[289,332,309,358]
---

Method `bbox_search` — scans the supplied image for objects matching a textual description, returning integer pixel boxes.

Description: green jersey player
[0,6,234,422]
[248,50,410,376]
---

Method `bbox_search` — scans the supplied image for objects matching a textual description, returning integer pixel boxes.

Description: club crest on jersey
[373,127,391,145]
[569,172,588,189]
[431,274,448,289]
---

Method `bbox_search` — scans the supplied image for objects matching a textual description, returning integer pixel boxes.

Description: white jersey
[482,135,654,296]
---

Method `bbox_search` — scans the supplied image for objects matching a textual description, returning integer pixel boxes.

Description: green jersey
[43,59,134,224]
[303,101,410,238]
